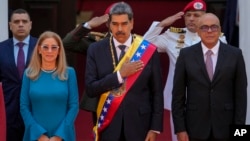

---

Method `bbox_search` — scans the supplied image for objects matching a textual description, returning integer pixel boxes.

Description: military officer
[62,13,109,127]
[143,0,227,141]
[63,14,109,53]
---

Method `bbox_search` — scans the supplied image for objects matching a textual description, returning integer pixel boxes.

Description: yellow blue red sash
[93,35,157,141]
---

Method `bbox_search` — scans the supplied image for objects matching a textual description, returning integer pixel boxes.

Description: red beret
[183,0,206,13]
[104,3,116,14]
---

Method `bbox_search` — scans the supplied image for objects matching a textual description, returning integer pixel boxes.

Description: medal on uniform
[176,34,185,49]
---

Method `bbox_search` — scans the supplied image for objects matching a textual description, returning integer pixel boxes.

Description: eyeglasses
[40,45,59,52]
[199,25,220,32]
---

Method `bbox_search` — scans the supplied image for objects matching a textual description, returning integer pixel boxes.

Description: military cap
[105,3,116,14]
[183,0,206,13]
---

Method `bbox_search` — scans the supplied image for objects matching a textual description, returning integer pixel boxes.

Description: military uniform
[63,23,108,54]
[63,3,114,127]
[144,21,227,110]
[63,23,108,120]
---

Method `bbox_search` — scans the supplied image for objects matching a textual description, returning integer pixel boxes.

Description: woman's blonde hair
[26,31,68,80]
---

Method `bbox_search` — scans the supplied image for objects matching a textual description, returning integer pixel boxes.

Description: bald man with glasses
[172,13,247,141]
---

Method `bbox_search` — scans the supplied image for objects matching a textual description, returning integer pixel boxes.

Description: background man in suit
[172,13,247,141]
[0,9,37,141]
[85,2,163,141]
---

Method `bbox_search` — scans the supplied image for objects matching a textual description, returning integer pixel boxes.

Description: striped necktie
[118,45,126,61]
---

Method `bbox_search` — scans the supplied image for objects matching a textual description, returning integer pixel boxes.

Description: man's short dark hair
[10,8,31,21]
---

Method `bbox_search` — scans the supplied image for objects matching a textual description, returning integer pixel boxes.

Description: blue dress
[20,67,79,141]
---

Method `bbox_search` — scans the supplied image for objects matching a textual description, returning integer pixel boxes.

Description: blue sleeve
[20,71,47,140]
[54,67,79,140]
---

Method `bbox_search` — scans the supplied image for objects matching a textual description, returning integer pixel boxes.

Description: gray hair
[109,2,133,21]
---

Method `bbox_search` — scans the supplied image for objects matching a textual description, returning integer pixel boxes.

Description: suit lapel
[193,43,211,82]
[102,38,119,71]
[7,39,20,79]
[213,42,226,84]
[112,40,119,66]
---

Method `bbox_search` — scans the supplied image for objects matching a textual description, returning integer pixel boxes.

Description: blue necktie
[118,45,126,61]
[17,42,25,78]
[205,50,213,81]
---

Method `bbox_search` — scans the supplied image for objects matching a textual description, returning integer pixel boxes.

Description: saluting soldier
[62,6,111,126]
[63,14,109,53]
[143,0,227,141]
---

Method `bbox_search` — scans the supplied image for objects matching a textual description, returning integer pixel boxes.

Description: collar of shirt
[185,28,200,44]
[201,41,220,72]
[113,34,132,51]
[201,41,220,56]
[13,35,30,47]
[185,28,199,38]
[13,35,30,64]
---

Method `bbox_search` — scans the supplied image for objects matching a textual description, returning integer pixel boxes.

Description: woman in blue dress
[20,31,79,141]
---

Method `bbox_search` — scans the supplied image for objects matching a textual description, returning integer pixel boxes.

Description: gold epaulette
[88,31,107,41]
[169,27,186,33]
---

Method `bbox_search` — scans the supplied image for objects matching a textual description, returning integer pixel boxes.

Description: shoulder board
[88,31,108,41]
[169,27,186,33]
[89,31,106,38]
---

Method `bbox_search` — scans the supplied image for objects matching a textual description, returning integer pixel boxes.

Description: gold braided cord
[109,35,116,70]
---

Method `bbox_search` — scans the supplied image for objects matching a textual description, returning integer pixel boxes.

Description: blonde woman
[20,31,79,141]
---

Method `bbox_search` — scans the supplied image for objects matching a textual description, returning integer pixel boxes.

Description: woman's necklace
[41,67,57,73]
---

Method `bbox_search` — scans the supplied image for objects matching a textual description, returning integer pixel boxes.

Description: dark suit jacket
[172,41,247,139]
[0,36,37,128]
[85,37,164,140]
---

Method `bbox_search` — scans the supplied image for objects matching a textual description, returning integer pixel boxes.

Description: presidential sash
[93,35,157,141]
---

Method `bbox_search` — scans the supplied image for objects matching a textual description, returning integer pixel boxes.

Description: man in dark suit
[0,9,37,141]
[172,13,247,141]
[85,2,163,141]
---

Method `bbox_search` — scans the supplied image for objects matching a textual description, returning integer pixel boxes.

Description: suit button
[210,89,214,93]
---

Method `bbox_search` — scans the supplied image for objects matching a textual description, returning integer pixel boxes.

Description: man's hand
[158,11,184,27]
[119,58,144,78]
[177,131,189,141]
[145,130,157,141]
[87,14,109,28]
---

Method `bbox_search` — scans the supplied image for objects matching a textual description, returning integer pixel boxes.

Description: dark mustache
[115,31,125,36]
